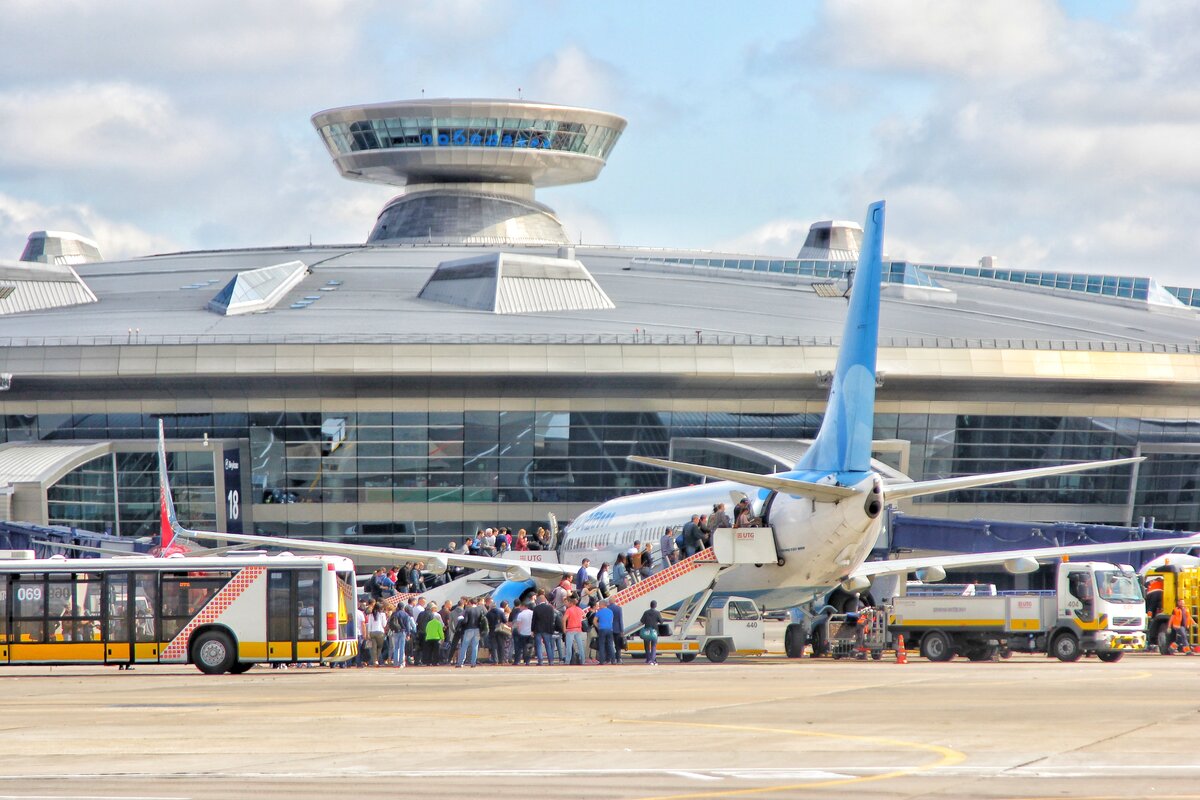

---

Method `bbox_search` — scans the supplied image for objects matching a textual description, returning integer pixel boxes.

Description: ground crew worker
[1168,598,1195,655]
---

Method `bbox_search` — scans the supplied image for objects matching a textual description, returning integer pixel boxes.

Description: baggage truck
[887,561,1145,663]
[1141,561,1200,654]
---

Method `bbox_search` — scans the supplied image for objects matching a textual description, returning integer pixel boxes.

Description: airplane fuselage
[558,473,884,609]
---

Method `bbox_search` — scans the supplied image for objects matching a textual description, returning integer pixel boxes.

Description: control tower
[312,99,627,246]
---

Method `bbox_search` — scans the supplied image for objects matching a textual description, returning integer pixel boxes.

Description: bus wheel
[1096,651,1123,663]
[784,624,806,658]
[229,662,255,674]
[1052,632,1082,663]
[193,630,236,674]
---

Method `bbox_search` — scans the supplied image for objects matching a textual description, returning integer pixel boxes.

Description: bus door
[104,572,160,664]
[267,569,321,661]
[0,576,8,663]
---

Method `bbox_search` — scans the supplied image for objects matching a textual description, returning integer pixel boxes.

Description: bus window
[268,571,291,642]
[297,571,319,641]
[134,573,158,642]
[161,572,232,640]
[48,574,72,641]
[105,573,130,642]
[14,574,45,643]
[336,572,355,640]
[72,576,102,641]
[0,578,8,643]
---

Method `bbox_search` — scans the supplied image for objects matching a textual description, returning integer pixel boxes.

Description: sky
[2,0,1199,285]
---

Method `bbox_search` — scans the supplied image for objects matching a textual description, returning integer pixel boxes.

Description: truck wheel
[1157,628,1173,656]
[192,630,236,674]
[1052,632,1082,663]
[784,624,806,659]
[1096,651,1123,663]
[921,631,954,662]
[704,639,730,663]
[676,653,698,663]
[966,644,998,662]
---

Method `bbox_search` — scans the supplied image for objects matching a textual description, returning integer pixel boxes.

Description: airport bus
[0,551,358,673]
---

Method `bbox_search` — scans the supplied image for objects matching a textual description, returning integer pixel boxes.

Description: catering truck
[888,561,1146,663]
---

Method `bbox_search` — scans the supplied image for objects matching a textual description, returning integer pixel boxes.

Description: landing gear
[784,624,806,659]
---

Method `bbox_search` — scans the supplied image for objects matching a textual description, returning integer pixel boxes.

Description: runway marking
[0,796,189,799]
[666,772,722,782]
[612,718,966,800]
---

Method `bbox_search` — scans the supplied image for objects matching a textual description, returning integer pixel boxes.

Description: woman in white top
[365,601,389,666]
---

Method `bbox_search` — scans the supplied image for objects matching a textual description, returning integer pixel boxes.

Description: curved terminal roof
[311,98,627,187]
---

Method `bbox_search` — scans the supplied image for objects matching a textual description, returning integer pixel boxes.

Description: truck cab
[1053,562,1145,660]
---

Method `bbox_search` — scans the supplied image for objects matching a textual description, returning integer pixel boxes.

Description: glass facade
[6,408,1199,540]
[922,264,1151,300]
[46,451,216,538]
[318,116,623,160]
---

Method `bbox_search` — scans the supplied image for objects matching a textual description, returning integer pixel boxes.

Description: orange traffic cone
[896,634,907,664]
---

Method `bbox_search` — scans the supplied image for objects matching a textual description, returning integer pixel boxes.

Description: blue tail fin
[796,201,885,474]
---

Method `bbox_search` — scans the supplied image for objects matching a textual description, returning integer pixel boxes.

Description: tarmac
[3,639,1200,800]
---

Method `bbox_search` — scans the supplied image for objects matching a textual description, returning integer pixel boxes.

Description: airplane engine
[490,579,536,606]
[504,564,532,582]
[915,565,946,583]
[1004,557,1039,574]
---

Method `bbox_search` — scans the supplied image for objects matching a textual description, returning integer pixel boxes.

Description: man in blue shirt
[594,599,616,665]
[575,558,591,594]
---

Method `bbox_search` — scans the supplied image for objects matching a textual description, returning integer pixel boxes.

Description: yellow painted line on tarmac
[614,717,965,800]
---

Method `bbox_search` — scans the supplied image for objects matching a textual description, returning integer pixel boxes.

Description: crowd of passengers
[350,579,668,667]
[347,500,760,668]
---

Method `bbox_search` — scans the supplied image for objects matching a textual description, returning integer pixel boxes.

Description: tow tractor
[624,593,768,663]
[612,527,779,663]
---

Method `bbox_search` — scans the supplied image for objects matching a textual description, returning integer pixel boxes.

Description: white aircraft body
[168,200,1200,609]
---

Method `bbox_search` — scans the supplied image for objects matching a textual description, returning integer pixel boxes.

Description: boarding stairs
[608,527,779,639]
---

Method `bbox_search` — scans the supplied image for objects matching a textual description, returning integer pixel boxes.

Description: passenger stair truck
[887,560,1146,663]
[1142,562,1200,654]
[612,527,779,663]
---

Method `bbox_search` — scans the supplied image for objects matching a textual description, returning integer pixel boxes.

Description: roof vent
[208,261,308,316]
[798,220,863,261]
[418,252,615,314]
[20,231,103,266]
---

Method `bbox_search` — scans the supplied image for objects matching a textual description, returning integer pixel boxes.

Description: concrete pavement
[1,653,1198,799]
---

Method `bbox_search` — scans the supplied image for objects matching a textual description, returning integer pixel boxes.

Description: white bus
[0,551,358,673]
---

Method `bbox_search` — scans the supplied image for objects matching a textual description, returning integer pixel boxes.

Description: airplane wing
[883,457,1144,502]
[850,531,1200,580]
[627,456,857,502]
[179,528,588,583]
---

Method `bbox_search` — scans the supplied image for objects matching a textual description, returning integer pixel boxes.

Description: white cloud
[0,83,233,177]
[751,0,1200,285]
[522,44,626,110]
[716,219,813,257]
[0,192,179,261]
[802,0,1066,82]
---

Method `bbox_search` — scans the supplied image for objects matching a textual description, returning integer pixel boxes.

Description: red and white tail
[154,418,186,556]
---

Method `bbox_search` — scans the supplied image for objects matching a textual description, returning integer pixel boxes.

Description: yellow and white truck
[888,561,1146,663]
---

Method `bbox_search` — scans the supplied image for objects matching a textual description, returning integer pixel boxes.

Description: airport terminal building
[1,98,1198,549]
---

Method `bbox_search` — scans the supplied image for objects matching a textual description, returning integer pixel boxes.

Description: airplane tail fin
[157,419,180,552]
[796,200,885,474]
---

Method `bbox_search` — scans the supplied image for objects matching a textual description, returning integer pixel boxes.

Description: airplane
[162,200,1200,612]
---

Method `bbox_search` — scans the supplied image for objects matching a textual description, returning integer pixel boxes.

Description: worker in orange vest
[1168,599,1195,655]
